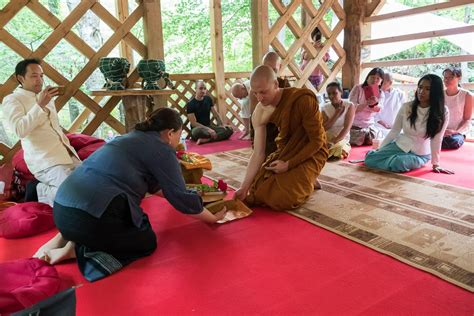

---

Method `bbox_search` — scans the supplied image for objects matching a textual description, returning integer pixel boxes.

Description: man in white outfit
[3,59,80,207]
[375,72,405,137]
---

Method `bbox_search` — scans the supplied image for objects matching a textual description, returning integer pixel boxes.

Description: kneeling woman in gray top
[33,108,226,281]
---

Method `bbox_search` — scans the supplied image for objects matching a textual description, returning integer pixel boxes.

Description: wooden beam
[170,73,216,80]
[365,0,386,17]
[116,0,135,64]
[142,0,166,109]
[91,3,147,57]
[91,89,175,96]
[210,0,227,122]
[362,55,474,68]
[362,25,474,46]
[27,0,96,58]
[277,0,335,76]
[143,0,164,59]
[251,0,268,68]
[365,0,473,23]
[0,0,29,29]
[272,0,317,59]
[268,0,303,44]
[342,0,365,89]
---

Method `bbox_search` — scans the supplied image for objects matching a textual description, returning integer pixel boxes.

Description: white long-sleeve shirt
[380,102,449,166]
[2,88,79,174]
[376,88,405,127]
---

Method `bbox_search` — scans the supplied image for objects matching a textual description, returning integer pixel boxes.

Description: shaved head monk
[235,65,328,210]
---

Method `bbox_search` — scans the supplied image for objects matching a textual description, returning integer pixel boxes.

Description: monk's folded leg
[246,158,321,210]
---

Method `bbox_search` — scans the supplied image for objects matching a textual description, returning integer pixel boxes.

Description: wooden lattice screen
[0,0,250,164]
[0,0,148,163]
[268,0,346,94]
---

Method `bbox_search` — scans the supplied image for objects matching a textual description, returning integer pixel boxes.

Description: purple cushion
[0,258,60,313]
[0,202,54,239]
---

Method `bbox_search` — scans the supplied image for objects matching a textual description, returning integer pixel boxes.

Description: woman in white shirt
[322,81,355,159]
[365,74,453,174]
[348,67,385,146]
[441,67,473,149]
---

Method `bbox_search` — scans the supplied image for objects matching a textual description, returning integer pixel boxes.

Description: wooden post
[116,0,134,65]
[251,1,268,69]
[342,0,365,90]
[142,0,166,109]
[210,0,227,122]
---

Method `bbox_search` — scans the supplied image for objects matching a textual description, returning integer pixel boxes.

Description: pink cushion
[66,133,104,151]
[77,141,105,160]
[0,202,54,239]
[0,258,60,313]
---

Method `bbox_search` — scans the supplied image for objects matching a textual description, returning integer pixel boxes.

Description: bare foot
[42,241,76,265]
[196,138,211,145]
[33,232,68,259]
[314,179,322,191]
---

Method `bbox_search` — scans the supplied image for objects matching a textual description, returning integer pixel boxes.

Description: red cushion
[0,202,54,239]
[0,258,60,313]
[77,141,105,160]
[12,150,33,180]
[12,134,105,182]
[66,133,104,151]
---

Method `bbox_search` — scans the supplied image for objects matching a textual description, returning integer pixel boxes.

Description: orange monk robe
[246,88,328,210]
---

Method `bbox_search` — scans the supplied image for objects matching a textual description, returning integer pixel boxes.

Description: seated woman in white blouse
[441,67,473,149]
[322,81,355,159]
[365,74,453,174]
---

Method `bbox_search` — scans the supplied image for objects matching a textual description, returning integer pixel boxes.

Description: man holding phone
[3,58,80,206]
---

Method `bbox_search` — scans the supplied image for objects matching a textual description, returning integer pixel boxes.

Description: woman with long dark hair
[348,67,386,146]
[365,74,453,174]
[33,108,227,281]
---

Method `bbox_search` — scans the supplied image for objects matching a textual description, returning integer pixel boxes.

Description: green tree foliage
[161,0,252,73]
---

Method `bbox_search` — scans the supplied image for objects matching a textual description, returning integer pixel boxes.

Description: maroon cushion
[66,133,104,151]
[77,141,105,160]
[0,202,54,239]
[0,258,60,313]
[12,150,35,183]
[12,134,105,182]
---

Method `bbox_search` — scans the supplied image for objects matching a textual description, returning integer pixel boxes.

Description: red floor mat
[1,196,472,315]
[2,137,472,315]
[185,131,252,155]
[347,142,474,189]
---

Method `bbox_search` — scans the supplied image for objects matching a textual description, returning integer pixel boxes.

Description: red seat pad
[66,133,104,151]
[77,141,105,160]
[0,258,60,314]
[0,202,54,239]
[12,134,105,183]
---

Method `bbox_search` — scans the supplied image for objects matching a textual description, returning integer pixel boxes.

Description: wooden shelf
[90,89,176,96]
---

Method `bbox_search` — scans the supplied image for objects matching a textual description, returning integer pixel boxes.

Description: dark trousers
[190,125,233,142]
[442,133,464,150]
[54,195,157,261]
